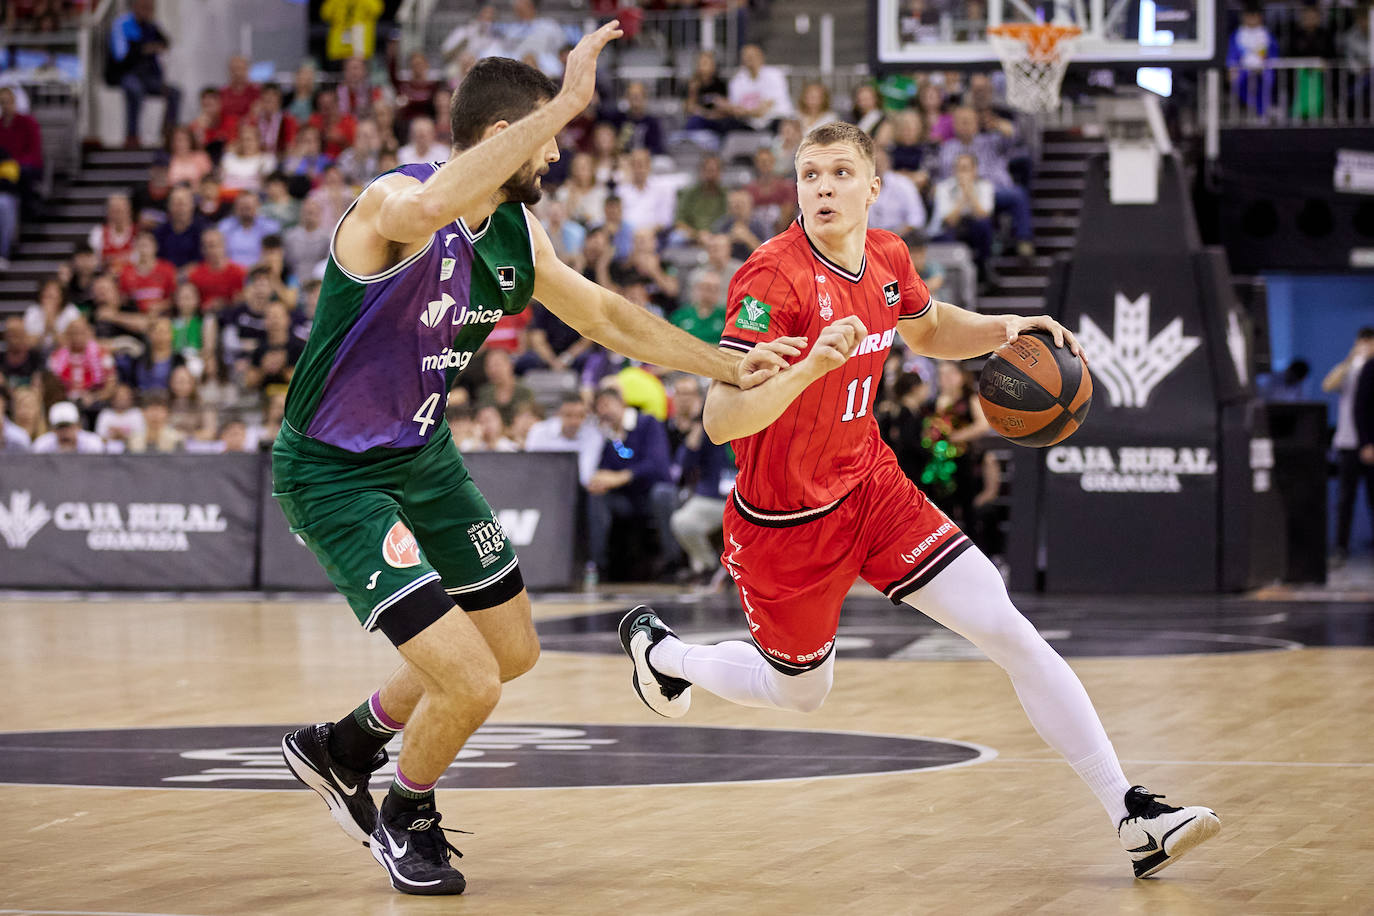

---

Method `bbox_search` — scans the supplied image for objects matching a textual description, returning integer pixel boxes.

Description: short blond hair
[795,121,875,172]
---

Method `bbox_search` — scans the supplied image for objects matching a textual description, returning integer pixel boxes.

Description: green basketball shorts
[272,423,520,630]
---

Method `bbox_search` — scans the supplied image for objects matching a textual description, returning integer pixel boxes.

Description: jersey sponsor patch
[736,295,772,332]
[497,266,516,291]
[440,257,455,281]
[883,281,900,307]
[382,521,422,568]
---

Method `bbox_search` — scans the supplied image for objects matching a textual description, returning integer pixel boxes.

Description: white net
[987,25,1081,114]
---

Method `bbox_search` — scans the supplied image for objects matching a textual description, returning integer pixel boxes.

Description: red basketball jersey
[720,218,931,513]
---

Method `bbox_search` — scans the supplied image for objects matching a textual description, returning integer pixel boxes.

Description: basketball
[978,331,1092,448]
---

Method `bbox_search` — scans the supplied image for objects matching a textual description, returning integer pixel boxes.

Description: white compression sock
[903,548,1131,825]
[650,638,834,712]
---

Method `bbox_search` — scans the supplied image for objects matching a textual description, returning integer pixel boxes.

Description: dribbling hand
[803,316,867,377]
[558,21,624,113]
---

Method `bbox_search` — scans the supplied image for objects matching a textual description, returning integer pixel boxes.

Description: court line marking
[998,757,1374,768]
[0,911,208,916]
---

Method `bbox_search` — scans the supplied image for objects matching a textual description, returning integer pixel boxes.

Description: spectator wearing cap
[526,392,605,486]
[31,401,106,453]
[217,192,282,268]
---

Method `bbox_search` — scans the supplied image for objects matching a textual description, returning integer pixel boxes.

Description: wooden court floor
[1,591,1371,916]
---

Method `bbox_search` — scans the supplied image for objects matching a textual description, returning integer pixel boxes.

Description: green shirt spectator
[673,154,729,244]
[669,268,728,344]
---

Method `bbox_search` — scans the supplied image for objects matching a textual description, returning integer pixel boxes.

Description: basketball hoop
[986,23,1082,114]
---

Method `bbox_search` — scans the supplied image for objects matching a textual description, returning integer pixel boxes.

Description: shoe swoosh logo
[1127,832,1159,854]
[330,767,357,796]
[1159,815,1198,848]
[383,827,407,858]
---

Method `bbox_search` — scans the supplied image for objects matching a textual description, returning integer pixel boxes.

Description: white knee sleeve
[761,655,835,712]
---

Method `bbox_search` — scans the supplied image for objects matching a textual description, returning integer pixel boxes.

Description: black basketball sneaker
[1117,785,1221,877]
[371,806,468,895]
[281,723,387,846]
[618,606,692,718]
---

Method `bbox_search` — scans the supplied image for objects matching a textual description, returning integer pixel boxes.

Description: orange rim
[987,23,1082,60]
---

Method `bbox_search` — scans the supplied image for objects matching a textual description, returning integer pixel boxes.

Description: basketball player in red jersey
[619,122,1219,878]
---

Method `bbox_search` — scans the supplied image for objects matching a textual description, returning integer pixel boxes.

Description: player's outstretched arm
[367,21,622,245]
[897,300,1084,361]
[702,317,865,445]
[530,219,796,388]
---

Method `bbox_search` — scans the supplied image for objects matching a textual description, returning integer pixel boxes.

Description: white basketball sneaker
[618,606,691,718]
[1118,786,1221,877]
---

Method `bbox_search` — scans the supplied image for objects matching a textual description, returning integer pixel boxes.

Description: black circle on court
[0,724,989,790]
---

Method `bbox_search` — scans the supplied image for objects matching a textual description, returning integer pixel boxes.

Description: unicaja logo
[0,491,52,548]
[1076,292,1200,409]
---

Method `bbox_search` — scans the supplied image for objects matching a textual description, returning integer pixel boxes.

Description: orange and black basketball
[978,331,1092,448]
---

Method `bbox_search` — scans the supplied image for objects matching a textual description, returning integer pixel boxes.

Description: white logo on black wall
[1076,293,1200,409]
[0,491,51,549]
[0,492,227,551]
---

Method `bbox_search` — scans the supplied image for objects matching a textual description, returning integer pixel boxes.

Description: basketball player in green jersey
[276,22,798,896]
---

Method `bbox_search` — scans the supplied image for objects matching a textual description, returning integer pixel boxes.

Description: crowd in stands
[1226,1,1372,116]
[0,1,1046,579]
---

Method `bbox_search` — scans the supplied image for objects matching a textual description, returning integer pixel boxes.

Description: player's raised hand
[557,21,623,113]
[736,336,805,389]
[804,316,867,377]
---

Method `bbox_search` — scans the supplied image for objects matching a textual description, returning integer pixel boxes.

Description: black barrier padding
[0,453,261,589]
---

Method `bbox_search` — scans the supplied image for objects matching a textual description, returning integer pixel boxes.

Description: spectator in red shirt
[336,56,380,119]
[308,88,356,159]
[253,83,297,155]
[48,315,116,409]
[118,230,177,315]
[188,87,237,161]
[88,193,137,270]
[219,54,261,121]
[392,50,439,135]
[0,87,41,174]
[187,228,246,314]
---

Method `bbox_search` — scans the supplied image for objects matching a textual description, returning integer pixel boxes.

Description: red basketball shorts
[721,457,973,674]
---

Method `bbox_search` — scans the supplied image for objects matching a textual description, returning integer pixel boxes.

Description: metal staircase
[2,147,156,314]
[975,128,1105,318]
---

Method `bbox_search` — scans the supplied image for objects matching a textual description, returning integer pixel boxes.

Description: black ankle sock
[382,784,436,819]
[327,712,389,771]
